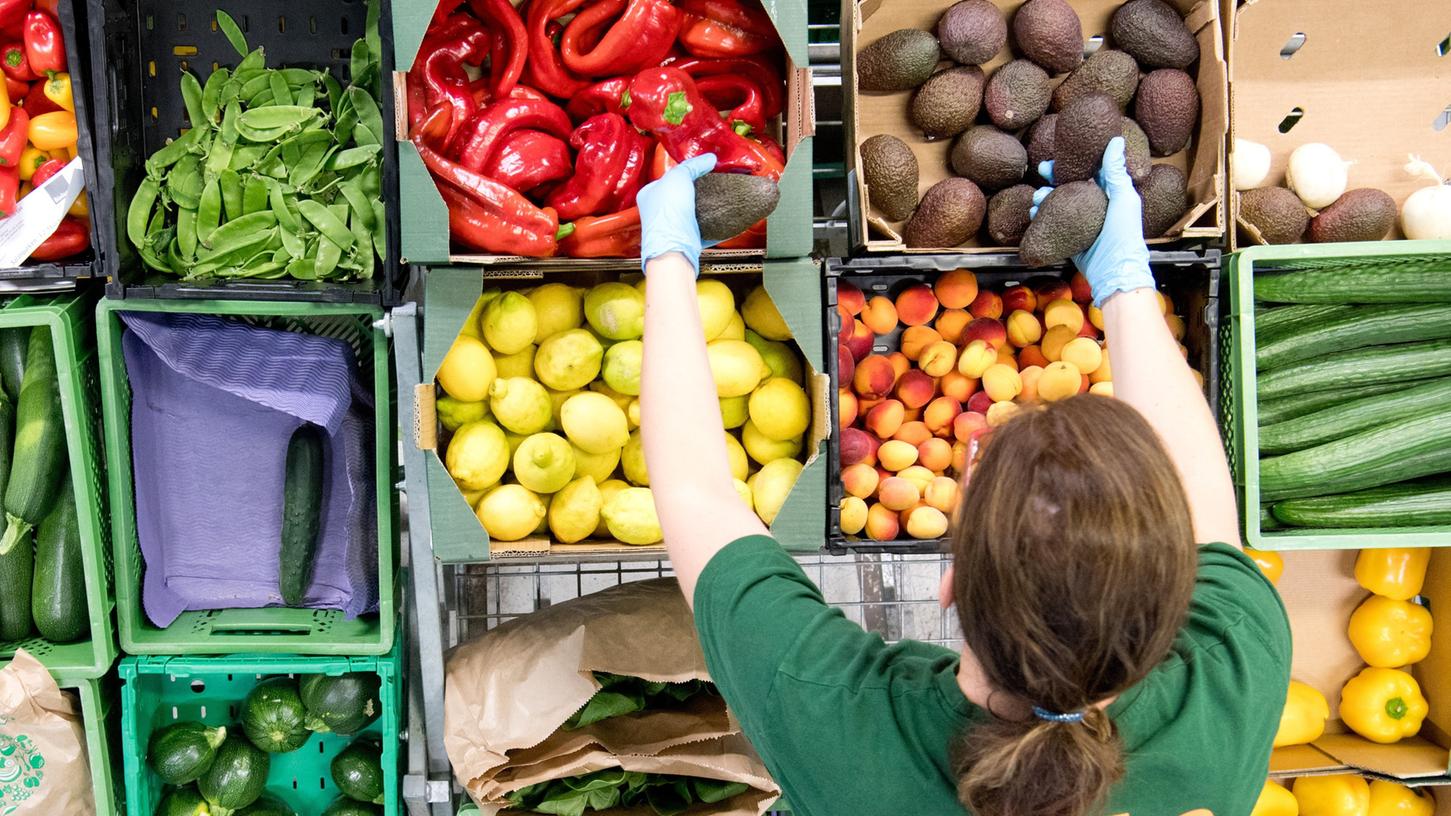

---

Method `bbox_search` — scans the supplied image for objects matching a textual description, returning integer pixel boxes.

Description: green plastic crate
[1224,241,1451,550]
[96,298,398,654]
[54,675,124,816]
[0,295,117,680]
[119,649,402,815]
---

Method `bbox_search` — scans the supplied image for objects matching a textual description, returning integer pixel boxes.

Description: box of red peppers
[392,0,814,264]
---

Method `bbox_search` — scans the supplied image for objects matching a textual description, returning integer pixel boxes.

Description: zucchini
[236,793,296,816]
[0,328,27,401]
[1255,267,1451,304]
[300,673,381,736]
[0,517,32,642]
[0,328,66,555]
[1257,382,1402,426]
[148,722,228,786]
[31,470,87,642]
[321,799,382,816]
[1254,304,1354,342]
[278,424,325,607]
[1259,412,1451,501]
[1256,338,1451,401]
[240,677,311,753]
[1256,304,1451,370]
[156,786,213,816]
[1260,377,1451,455]
[198,734,270,815]
[1271,480,1451,528]
[331,739,385,804]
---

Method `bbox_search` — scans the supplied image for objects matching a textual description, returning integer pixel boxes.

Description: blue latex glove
[637,153,718,274]
[1031,137,1154,308]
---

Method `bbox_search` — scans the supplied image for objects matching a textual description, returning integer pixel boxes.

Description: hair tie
[1032,706,1085,724]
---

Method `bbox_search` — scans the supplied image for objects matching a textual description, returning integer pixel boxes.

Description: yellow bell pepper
[1248,548,1285,584]
[17,146,47,181]
[1356,549,1430,601]
[1252,780,1300,816]
[27,111,76,152]
[1294,774,1368,816]
[1367,780,1434,816]
[0,79,9,132]
[1348,596,1433,668]
[43,73,73,113]
[67,191,88,218]
[1276,680,1331,747]
[1340,667,1428,744]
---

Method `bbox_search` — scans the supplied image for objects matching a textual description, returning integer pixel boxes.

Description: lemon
[589,381,633,411]
[723,433,749,482]
[742,284,791,341]
[733,479,754,511]
[445,420,510,491]
[719,396,749,429]
[458,290,498,340]
[482,291,538,355]
[749,458,803,525]
[494,345,537,379]
[528,283,584,341]
[534,493,552,535]
[748,378,812,442]
[437,335,497,402]
[601,340,644,396]
[534,329,604,391]
[627,399,641,428]
[602,487,663,545]
[437,396,490,432]
[549,476,602,544]
[697,279,736,340]
[548,389,579,428]
[477,484,547,542]
[584,282,645,340]
[741,419,802,465]
[459,485,487,510]
[715,310,746,341]
[505,431,528,457]
[706,339,768,398]
[560,392,630,454]
[513,433,576,493]
[745,332,805,382]
[572,443,621,483]
[489,377,552,435]
[595,479,631,536]
[621,430,649,486]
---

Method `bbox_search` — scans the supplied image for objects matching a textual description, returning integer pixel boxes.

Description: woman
[636,140,1290,816]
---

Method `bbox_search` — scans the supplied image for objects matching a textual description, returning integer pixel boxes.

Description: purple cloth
[121,311,378,627]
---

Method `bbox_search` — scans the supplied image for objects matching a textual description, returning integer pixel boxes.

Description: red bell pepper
[482,130,572,193]
[0,106,25,167]
[546,112,650,221]
[627,67,782,178]
[677,0,778,58]
[19,79,56,115]
[0,0,27,32]
[410,14,493,150]
[560,0,679,77]
[0,165,17,216]
[28,217,90,261]
[469,0,526,99]
[22,11,63,76]
[559,207,641,257]
[695,74,766,135]
[28,156,62,189]
[1,41,34,82]
[715,217,766,248]
[415,136,559,257]
[649,142,675,180]
[4,76,24,103]
[522,0,590,98]
[671,55,783,119]
[567,77,630,122]
[452,95,571,172]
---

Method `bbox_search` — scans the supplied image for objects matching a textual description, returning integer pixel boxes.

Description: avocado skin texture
[911,66,986,138]
[695,174,781,242]
[984,59,1051,131]
[1052,49,1140,112]
[951,126,1028,192]
[1308,188,1397,243]
[1012,0,1083,74]
[1138,163,1188,238]
[1121,117,1152,184]
[1135,68,1198,156]
[1025,114,1057,178]
[904,178,986,248]
[1111,0,1199,70]
[1053,93,1120,183]
[1240,187,1310,245]
[859,29,942,91]
[1019,180,1108,266]
[861,134,921,222]
[937,0,1007,65]
[987,184,1036,245]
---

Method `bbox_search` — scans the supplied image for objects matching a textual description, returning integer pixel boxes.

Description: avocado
[937,0,1007,65]
[951,126,1028,191]
[1137,163,1188,238]
[695,174,781,242]
[983,59,1051,131]
[1134,69,1198,156]
[911,66,985,138]
[1111,0,1199,70]
[1239,187,1310,244]
[1012,0,1084,75]
[1120,118,1152,184]
[858,29,942,92]
[904,178,986,248]
[1052,93,1119,183]
[1308,188,1397,243]
[860,134,920,222]
[986,184,1036,245]
[1052,49,1140,112]
[1018,180,1108,266]
[1025,114,1057,177]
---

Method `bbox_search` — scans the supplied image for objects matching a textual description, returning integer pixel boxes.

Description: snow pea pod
[126,177,161,250]
[176,207,198,259]
[144,127,199,176]
[242,177,269,215]
[196,177,222,243]
[180,72,205,129]
[297,200,353,249]
[219,170,244,222]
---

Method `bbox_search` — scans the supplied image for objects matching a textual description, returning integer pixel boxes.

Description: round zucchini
[321,798,382,816]
[235,793,296,816]
[198,734,270,814]
[299,673,381,735]
[156,786,212,816]
[148,722,228,786]
[241,678,311,753]
[331,739,385,804]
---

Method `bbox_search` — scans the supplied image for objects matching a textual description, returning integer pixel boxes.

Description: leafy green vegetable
[506,770,749,816]
[563,673,717,731]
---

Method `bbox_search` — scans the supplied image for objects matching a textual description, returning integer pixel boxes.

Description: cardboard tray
[843,0,1228,255]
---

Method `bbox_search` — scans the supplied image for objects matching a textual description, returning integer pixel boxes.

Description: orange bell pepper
[27,110,75,151]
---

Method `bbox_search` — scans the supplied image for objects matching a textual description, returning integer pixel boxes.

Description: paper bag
[0,650,95,815]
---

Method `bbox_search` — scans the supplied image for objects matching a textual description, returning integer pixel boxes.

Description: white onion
[1232,138,1271,190]
[1402,156,1451,240]
[1286,143,1351,209]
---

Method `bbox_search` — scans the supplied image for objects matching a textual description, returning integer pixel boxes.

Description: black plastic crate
[87,0,401,304]
[823,251,1222,553]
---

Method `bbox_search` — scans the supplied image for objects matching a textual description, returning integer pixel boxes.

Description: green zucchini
[1256,304,1451,370]
[156,786,213,816]
[278,424,325,607]
[299,673,381,736]
[0,328,67,556]
[240,677,311,753]
[235,793,296,816]
[331,739,385,804]
[31,470,87,642]
[1271,480,1451,528]
[1259,412,1451,501]
[1256,338,1451,401]
[321,799,381,816]
[1254,304,1354,342]
[0,328,27,402]
[1260,377,1451,455]
[148,722,228,786]
[0,517,32,642]
[1255,267,1451,304]
[198,734,270,815]
[1257,382,1402,426]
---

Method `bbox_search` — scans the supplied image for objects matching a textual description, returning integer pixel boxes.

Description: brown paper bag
[0,649,95,815]
[444,579,779,815]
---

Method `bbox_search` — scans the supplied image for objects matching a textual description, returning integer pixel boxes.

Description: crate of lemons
[436,278,811,547]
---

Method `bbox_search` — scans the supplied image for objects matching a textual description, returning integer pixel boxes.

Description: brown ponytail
[948,395,1197,816]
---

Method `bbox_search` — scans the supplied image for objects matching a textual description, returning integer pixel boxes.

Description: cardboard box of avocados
[844,0,1228,254]
[413,262,829,562]
[1225,0,1451,248]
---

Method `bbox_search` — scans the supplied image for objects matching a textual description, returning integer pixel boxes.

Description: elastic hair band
[1032,706,1085,724]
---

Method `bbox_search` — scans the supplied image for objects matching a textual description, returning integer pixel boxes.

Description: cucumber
[1259,503,1280,531]
[148,722,228,786]
[299,673,381,736]
[0,328,67,556]
[278,424,325,607]
[0,517,32,642]
[236,793,296,816]
[1255,267,1451,304]
[1271,480,1451,528]
[1256,338,1451,401]
[1260,377,1451,455]
[31,470,87,642]
[156,786,213,816]
[331,739,385,804]
[1257,382,1402,426]
[1254,304,1354,342]
[240,677,311,753]
[1256,304,1451,370]
[198,734,270,815]
[321,799,382,816]
[0,328,27,401]
[1259,412,1451,501]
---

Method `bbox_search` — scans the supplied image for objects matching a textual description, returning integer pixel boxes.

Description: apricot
[1178,343,1189,359]
[839,496,868,535]
[935,269,979,310]
[1019,344,1050,369]
[986,400,1021,427]
[1078,373,1091,394]
[839,427,879,466]
[951,440,969,473]
[966,390,994,415]
[901,325,943,360]
[918,438,952,472]
[878,477,921,512]
[1001,285,1037,314]
[963,317,1008,350]
[1165,313,1186,341]
[878,439,919,472]
[853,354,897,399]
[861,295,898,334]
[1018,365,1044,403]
[924,396,962,436]
[1060,337,1104,375]
[1043,299,1084,333]
[953,410,989,443]
[838,282,866,316]
[919,341,959,377]
[1034,278,1072,306]
[957,339,997,378]
[893,420,932,446]
[1038,361,1082,402]
[939,371,978,402]
[906,505,950,539]
[895,370,936,410]
[1088,305,1105,331]
[843,318,874,362]
[838,389,858,428]
[857,397,883,416]
[895,283,940,327]
[1192,369,1205,389]
[837,344,855,385]
[1005,310,1043,348]
[994,345,1019,371]
[1076,315,1100,339]
[1089,354,1112,384]
[898,465,936,494]
[924,477,960,514]
[1089,381,1114,397]
[865,501,901,541]
[1157,291,1171,315]
[935,309,971,344]
[841,462,881,499]
[968,290,1003,319]
[982,364,1023,403]
[865,399,906,439]
[903,406,923,423]
[1070,271,1093,303]
[888,352,912,380]
[1041,325,1078,362]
